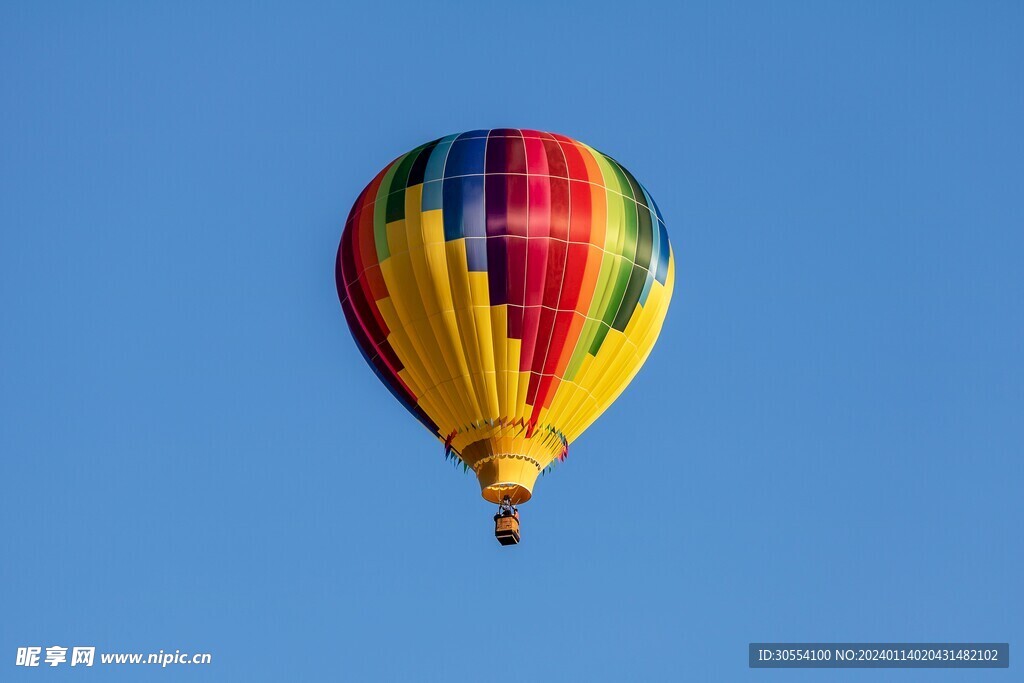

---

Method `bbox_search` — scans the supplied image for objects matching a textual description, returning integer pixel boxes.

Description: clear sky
[2,1,1021,681]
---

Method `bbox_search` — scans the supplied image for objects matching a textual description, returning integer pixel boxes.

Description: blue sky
[1,1,1021,680]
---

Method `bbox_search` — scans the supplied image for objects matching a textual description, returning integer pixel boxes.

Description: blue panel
[442,177,464,241]
[461,175,485,238]
[639,266,655,306]
[444,136,487,177]
[655,221,670,284]
[422,136,455,211]
[425,135,456,182]
[465,237,487,272]
[422,179,444,212]
[423,136,456,200]
[442,175,485,243]
[645,186,666,226]
[646,200,661,263]
[641,201,659,305]
[457,129,491,139]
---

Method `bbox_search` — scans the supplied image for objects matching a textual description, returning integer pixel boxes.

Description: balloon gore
[336,129,674,504]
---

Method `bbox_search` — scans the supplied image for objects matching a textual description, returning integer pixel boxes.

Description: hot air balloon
[336,129,674,544]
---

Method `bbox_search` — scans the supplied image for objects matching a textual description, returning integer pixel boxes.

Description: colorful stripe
[336,129,674,479]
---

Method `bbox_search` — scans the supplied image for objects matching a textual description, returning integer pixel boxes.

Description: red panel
[525,305,558,404]
[558,139,589,181]
[506,174,529,238]
[506,238,528,322]
[521,239,550,379]
[543,239,568,306]
[524,231,550,306]
[338,214,359,290]
[524,136,549,176]
[355,185,389,337]
[533,309,581,413]
[560,242,590,312]
[352,171,385,278]
[543,138,568,178]
[567,178,593,244]
[364,257,389,302]
[503,133,527,175]
[544,310,576,377]
[526,180,551,241]
[355,193,380,293]
[508,304,524,340]
[548,173,569,242]
[518,305,542,373]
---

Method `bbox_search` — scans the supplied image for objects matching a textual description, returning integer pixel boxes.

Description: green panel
[604,156,639,265]
[584,159,624,325]
[615,161,655,273]
[373,156,404,262]
[611,265,647,331]
[565,318,600,381]
[385,149,420,223]
[594,157,638,332]
[589,320,611,354]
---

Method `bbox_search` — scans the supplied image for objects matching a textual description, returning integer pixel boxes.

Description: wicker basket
[494,515,520,546]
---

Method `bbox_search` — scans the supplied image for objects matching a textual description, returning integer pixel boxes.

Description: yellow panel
[444,240,489,420]
[377,242,462,432]
[490,306,509,417]
[505,337,522,422]
[386,219,409,259]
[472,305,500,418]
[421,209,445,245]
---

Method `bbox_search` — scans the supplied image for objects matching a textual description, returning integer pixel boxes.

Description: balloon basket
[494,515,520,546]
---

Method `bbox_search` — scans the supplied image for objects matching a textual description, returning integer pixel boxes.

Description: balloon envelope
[337,129,674,503]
